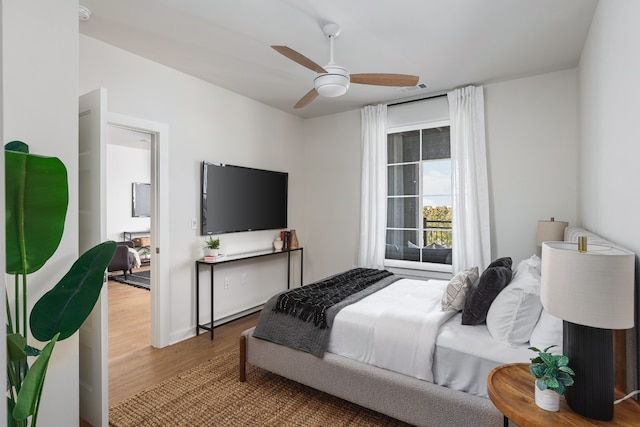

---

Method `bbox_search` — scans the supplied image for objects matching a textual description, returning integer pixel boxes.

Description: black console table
[122,230,150,242]
[195,247,303,340]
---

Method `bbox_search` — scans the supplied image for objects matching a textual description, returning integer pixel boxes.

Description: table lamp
[541,239,634,420]
[536,217,568,248]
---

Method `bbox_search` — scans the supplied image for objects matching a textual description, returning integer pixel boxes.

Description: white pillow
[441,267,479,312]
[520,254,541,276]
[486,260,542,345]
[529,309,563,353]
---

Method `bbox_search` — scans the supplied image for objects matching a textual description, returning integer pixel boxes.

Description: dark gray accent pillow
[462,257,513,325]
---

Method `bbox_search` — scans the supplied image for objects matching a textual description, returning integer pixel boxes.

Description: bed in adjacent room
[239,228,611,426]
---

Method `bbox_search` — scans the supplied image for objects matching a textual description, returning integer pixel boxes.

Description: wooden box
[134,236,151,247]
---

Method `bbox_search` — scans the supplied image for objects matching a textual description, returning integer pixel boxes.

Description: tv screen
[201,162,288,235]
[132,182,151,217]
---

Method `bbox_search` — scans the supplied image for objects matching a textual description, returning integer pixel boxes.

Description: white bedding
[326,277,533,397]
[327,278,456,382]
[433,312,532,397]
[128,247,141,268]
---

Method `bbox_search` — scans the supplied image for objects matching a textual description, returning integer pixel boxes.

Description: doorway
[107,112,171,349]
[106,125,153,355]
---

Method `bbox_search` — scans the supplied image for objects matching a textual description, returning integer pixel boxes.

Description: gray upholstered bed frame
[239,327,505,426]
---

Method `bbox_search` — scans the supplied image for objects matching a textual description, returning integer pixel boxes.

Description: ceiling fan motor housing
[314,65,350,97]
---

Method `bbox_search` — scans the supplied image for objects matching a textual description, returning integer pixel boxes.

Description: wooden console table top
[488,363,640,426]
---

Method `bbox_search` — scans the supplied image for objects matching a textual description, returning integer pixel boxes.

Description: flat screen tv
[201,161,288,235]
[132,182,151,217]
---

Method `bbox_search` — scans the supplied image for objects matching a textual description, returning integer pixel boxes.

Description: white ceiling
[79,0,598,119]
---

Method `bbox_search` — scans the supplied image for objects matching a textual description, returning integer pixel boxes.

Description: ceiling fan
[272,23,419,109]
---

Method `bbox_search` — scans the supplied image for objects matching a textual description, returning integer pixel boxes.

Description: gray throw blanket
[253,269,400,357]
[274,268,393,329]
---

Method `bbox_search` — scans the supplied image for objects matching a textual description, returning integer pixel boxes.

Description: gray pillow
[461,257,513,325]
[441,266,479,312]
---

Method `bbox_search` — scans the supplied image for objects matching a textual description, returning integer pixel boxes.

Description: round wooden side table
[487,363,640,426]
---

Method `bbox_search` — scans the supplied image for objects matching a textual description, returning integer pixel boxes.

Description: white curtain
[448,86,491,272]
[358,104,387,269]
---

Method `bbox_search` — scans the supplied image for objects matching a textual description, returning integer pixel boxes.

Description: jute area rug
[109,350,412,427]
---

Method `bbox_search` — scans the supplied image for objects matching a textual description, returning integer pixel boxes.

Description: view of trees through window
[423,206,452,247]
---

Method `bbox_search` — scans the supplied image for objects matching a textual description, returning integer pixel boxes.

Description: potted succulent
[204,236,220,256]
[529,345,575,411]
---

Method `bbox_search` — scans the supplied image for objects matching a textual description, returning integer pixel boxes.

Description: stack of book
[280,230,291,250]
[279,229,299,250]
[203,255,216,262]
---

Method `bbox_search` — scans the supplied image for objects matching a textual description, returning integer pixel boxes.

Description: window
[385,123,452,267]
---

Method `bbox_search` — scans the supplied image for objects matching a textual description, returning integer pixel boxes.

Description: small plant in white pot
[529,345,575,411]
[204,236,220,257]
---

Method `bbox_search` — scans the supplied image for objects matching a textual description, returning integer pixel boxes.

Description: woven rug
[111,270,150,290]
[109,351,411,427]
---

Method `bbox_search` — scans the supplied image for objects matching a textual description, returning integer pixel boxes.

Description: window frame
[384,120,453,274]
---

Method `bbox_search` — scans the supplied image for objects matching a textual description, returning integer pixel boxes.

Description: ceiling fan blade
[350,73,419,87]
[271,46,327,73]
[294,88,319,109]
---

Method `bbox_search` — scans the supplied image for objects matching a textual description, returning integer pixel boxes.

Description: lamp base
[563,321,614,421]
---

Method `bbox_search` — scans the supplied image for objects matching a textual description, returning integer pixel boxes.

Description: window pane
[422,207,452,248]
[388,164,419,196]
[387,197,419,228]
[385,229,420,261]
[422,160,451,201]
[422,159,452,249]
[385,124,452,266]
[388,130,419,163]
[422,127,450,160]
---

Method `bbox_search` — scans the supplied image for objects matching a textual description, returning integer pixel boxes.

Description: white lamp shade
[536,219,568,247]
[541,242,635,329]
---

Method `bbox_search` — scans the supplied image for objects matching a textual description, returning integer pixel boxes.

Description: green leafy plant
[529,345,575,395]
[204,236,220,249]
[5,141,116,426]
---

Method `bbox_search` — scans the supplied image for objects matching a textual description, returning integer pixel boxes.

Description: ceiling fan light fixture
[314,65,350,97]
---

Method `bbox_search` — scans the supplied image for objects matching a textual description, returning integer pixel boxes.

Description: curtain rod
[387,92,447,107]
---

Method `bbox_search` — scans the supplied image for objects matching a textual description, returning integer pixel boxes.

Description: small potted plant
[204,236,220,257]
[529,345,575,411]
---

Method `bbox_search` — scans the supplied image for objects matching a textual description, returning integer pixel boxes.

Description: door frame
[108,112,170,348]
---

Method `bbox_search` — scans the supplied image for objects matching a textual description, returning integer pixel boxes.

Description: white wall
[106,143,151,242]
[80,35,306,344]
[578,0,640,392]
[485,69,579,263]
[3,1,79,425]
[302,110,361,281]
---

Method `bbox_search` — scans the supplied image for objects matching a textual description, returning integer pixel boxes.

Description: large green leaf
[30,241,116,341]
[12,334,58,422]
[5,144,68,275]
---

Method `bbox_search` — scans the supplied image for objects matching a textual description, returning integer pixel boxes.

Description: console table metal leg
[210,264,214,340]
[287,251,291,289]
[195,261,200,336]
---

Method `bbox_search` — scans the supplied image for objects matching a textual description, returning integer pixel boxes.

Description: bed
[238,228,603,426]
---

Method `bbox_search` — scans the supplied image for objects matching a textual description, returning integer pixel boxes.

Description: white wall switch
[191,217,198,230]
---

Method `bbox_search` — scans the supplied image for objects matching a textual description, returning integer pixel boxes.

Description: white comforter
[327,278,455,382]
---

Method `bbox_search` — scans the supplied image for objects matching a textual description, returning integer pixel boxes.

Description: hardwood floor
[108,274,259,406]
[80,271,259,426]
